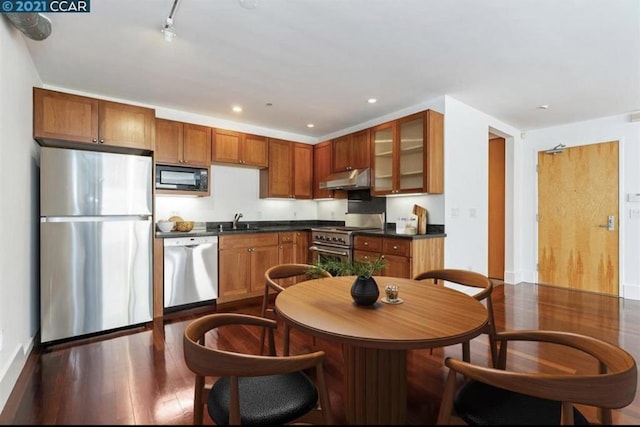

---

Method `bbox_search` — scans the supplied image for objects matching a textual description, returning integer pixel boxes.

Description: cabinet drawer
[219,232,278,250]
[353,235,383,252]
[383,238,411,257]
[279,232,296,244]
[353,250,381,263]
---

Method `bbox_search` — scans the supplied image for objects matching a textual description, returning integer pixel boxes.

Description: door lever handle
[598,215,615,231]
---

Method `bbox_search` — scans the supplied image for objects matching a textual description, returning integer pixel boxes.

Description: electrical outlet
[469,208,477,218]
[293,211,297,218]
[331,211,335,219]
[630,208,640,219]
[451,208,459,218]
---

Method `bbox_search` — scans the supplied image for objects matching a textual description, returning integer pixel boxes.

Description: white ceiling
[21,0,640,141]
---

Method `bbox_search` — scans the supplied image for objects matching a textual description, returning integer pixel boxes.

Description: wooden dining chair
[260,263,332,356]
[437,329,638,425]
[413,268,498,366]
[183,313,333,425]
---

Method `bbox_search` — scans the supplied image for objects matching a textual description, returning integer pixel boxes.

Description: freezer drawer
[164,236,218,309]
[40,218,152,343]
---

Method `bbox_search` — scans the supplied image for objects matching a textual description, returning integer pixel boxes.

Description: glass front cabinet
[371,110,444,196]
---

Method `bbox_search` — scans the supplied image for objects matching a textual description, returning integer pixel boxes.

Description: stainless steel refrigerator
[40,147,153,343]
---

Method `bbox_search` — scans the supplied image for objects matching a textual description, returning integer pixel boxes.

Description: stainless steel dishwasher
[163,235,218,310]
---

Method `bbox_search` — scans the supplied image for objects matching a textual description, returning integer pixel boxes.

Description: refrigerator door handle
[41,215,151,223]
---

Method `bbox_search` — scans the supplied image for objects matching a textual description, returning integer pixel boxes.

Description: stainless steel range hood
[320,168,370,190]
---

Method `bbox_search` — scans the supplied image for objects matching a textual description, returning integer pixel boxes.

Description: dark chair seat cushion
[454,380,590,425]
[207,371,319,425]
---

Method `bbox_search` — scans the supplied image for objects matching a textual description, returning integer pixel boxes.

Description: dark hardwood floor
[1,282,639,425]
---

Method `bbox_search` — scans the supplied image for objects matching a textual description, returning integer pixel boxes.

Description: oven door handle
[309,245,350,257]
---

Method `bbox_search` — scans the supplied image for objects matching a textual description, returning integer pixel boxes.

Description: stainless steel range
[310,213,384,263]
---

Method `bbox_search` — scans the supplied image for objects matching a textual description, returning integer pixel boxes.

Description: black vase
[351,275,380,306]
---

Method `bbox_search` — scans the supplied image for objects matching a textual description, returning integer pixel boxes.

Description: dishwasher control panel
[163,235,218,247]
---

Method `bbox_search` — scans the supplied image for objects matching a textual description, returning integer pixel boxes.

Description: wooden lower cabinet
[353,235,444,279]
[218,231,311,303]
[294,231,310,265]
[218,233,279,303]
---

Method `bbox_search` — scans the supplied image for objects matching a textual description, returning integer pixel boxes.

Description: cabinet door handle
[92,138,97,143]
[99,139,104,144]
[364,242,369,246]
[393,245,398,250]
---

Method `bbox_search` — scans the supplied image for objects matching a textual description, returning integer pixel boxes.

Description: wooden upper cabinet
[155,119,211,166]
[260,139,313,199]
[243,134,269,167]
[313,141,334,199]
[212,128,268,168]
[99,100,155,151]
[332,129,370,172]
[260,138,293,198]
[371,109,443,195]
[33,87,155,153]
[34,87,98,144]
[293,142,313,199]
[182,124,212,166]
[155,119,182,163]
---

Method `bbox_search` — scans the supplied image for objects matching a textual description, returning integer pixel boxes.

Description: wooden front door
[537,141,619,295]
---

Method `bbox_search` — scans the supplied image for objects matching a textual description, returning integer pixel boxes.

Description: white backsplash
[155,163,445,224]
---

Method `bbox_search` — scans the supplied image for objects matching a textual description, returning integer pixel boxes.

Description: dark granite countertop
[155,221,446,239]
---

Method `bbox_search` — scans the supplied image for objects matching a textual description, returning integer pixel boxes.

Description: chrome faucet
[232,212,243,229]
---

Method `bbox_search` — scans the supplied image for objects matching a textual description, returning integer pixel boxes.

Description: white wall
[0,19,42,411]
[441,96,525,281]
[155,164,319,222]
[156,171,448,226]
[523,115,640,299]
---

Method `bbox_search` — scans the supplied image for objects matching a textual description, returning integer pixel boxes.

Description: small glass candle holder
[385,284,399,302]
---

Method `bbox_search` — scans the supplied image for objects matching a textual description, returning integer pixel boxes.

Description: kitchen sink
[218,225,261,233]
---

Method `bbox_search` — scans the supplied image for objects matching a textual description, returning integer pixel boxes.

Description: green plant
[308,256,387,278]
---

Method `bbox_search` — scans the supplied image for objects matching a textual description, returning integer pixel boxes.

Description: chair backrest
[437,329,638,425]
[413,268,493,301]
[183,312,332,425]
[265,263,331,293]
[413,268,497,365]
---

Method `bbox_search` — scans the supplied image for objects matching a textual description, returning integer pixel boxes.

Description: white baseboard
[0,337,35,414]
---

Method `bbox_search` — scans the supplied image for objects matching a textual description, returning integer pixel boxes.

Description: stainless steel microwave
[155,164,209,192]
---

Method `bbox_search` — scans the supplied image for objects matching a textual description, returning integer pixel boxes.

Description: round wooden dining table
[275,275,488,425]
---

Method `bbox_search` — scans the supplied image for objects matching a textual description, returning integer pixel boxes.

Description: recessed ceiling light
[265,102,273,107]
[307,123,315,128]
[537,104,549,109]
[232,105,243,113]
[367,98,377,104]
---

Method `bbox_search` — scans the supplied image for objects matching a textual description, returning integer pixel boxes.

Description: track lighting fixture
[162,17,176,42]
[161,0,181,42]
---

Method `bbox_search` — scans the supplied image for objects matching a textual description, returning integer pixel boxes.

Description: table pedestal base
[343,345,407,424]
